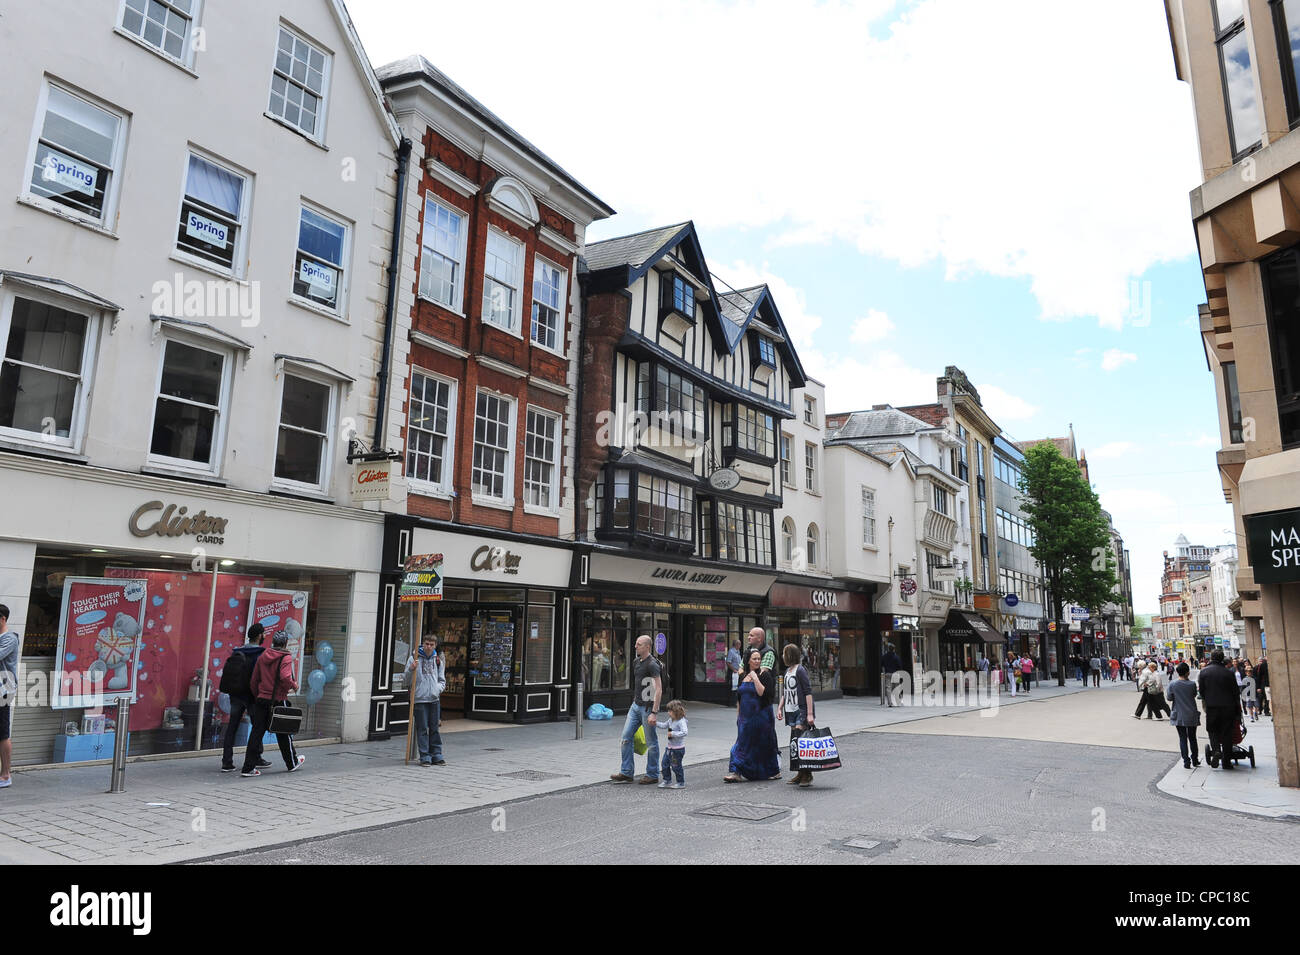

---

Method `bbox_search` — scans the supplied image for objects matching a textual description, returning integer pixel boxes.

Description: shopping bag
[794,724,841,772]
[633,725,648,755]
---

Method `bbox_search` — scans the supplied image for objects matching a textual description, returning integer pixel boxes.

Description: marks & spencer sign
[1245,507,1300,584]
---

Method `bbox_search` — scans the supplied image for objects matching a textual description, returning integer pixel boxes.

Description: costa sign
[811,589,839,608]
[128,500,227,545]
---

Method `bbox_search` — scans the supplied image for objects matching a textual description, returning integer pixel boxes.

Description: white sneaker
[287,754,306,773]
[670,782,684,789]
[657,779,670,788]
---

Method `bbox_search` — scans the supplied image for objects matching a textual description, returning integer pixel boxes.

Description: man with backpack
[219,623,270,773]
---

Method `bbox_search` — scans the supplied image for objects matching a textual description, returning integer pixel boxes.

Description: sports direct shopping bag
[795,724,842,772]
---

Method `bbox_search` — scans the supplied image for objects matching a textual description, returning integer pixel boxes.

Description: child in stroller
[1205,717,1255,768]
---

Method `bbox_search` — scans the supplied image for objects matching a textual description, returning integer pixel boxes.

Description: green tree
[1017,443,1118,626]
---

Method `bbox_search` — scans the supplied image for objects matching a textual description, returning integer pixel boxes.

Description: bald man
[747,627,776,677]
[610,635,662,784]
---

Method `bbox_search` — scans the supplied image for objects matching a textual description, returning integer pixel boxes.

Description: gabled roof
[376,55,613,217]
[715,285,808,388]
[827,407,940,441]
[583,223,691,274]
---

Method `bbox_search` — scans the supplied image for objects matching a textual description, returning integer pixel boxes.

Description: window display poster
[54,577,147,709]
[248,587,310,680]
[705,617,727,683]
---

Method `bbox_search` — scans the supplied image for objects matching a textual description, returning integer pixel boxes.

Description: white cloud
[347,0,1198,331]
[850,309,895,344]
[713,260,822,351]
[815,350,938,414]
[1101,348,1139,371]
[1090,441,1137,460]
[980,384,1038,423]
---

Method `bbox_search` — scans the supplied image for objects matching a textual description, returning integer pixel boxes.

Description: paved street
[5,678,1298,865]
[212,729,1300,866]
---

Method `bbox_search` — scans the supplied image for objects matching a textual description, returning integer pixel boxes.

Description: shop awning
[938,610,1002,644]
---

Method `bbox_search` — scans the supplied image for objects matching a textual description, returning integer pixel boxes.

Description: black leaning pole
[1056,624,1067,686]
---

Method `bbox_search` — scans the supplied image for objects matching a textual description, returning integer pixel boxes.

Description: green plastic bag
[633,725,648,756]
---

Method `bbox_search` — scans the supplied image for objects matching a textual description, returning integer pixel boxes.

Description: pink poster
[248,587,309,682]
[55,577,147,709]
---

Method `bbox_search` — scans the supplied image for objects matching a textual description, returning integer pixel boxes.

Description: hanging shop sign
[899,577,918,596]
[707,467,742,491]
[1244,506,1300,584]
[248,588,310,679]
[350,461,391,502]
[54,577,147,710]
[930,566,958,584]
[1003,593,1019,607]
[400,553,444,603]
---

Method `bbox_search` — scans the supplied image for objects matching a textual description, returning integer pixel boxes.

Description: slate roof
[376,56,613,216]
[827,407,940,441]
[582,223,691,273]
[716,286,766,349]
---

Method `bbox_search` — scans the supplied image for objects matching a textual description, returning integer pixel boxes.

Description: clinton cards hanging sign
[399,554,443,602]
[248,588,310,679]
[54,577,148,709]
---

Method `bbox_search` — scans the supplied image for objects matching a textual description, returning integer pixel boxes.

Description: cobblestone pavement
[212,730,1300,866]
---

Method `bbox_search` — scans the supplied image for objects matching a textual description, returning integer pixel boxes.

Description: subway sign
[1245,506,1300,584]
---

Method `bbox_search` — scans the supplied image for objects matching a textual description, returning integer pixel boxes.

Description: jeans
[620,702,659,779]
[1075,666,1084,683]
[786,707,807,773]
[660,747,685,784]
[413,700,443,763]
[221,694,253,767]
[1176,725,1199,763]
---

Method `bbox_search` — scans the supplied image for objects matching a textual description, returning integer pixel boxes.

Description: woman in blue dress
[725,649,780,782]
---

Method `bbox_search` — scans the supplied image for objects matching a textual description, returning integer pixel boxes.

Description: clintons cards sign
[1245,506,1300,584]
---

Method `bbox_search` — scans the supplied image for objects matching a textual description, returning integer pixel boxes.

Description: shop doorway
[394,600,468,720]
[467,606,518,719]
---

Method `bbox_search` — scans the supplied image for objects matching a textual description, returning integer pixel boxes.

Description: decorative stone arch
[486,175,540,229]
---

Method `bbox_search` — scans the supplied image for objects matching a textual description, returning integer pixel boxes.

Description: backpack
[219,647,259,698]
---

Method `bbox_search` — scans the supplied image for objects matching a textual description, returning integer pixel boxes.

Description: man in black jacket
[220,623,270,773]
[1198,650,1241,770]
[1256,656,1270,717]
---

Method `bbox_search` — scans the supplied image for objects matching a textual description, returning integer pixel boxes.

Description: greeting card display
[54,577,148,709]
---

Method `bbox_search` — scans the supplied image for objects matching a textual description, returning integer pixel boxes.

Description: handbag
[269,704,304,735]
[793,723,841,773]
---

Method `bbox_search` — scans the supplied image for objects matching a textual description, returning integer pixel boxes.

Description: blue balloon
[322,661,338,683]
[307,668,326,691]
[315,642,334,666]
[305,686,324,705]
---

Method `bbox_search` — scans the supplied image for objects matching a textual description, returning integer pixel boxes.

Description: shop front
[937,609,1002,672]
[765,581,873,698]
[370,516,572,734]
[0,455,382,767]
[573,548,777,711]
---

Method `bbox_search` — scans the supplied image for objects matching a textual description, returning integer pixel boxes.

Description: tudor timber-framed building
[572,222,810,709]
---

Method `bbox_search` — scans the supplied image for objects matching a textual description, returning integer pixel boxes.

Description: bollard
[108,696,131,794]
[575,680,584,740]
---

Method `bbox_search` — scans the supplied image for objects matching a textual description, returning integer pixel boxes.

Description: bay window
[596,467,694,546]
[723,403,775,458]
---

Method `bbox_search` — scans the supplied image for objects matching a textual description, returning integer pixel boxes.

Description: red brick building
[368,58,612,732]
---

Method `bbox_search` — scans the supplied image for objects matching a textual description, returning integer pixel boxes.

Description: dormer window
[757,337,775,366]
[749,333,777,385]
[658,272,696,342]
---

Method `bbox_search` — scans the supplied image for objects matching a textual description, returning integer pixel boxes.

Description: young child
[658,700,688,789]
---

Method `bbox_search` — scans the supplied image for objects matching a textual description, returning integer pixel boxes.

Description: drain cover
[696,803,788,822]
[934,830,995,846]
[497,770,567,781]
[831,835,897,857]
[942,831,981,842]
[483,747,505,752]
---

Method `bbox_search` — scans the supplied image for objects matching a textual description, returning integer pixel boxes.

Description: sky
[346,0,1237,615]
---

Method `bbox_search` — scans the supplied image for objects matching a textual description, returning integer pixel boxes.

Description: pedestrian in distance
[1008,652,1019,697]
[724,649,780,782]
[219,622,271,773]
[1109,657,1120,682]
[1134,662,1167,719]
[1198,650,1242,771]
[657,699,688,789]
[781,643,816,788]
[1241,664,1259,723]
[1020,652,1035,693]
[610,635,662,785]
[406,633,447,766]
[1089,654,1101,688]
[0,604,19,789]
[240,631,304,777]
[1166,662,1202,768]
[1256,655,1270,717]
[726,641,743,704]
[881,642,903,705]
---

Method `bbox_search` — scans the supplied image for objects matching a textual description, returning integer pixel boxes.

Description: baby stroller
[1205,717,1255,768]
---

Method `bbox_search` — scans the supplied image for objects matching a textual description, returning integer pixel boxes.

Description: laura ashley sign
[128,501,228,545]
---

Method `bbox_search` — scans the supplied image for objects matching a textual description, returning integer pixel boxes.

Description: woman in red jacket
[240,632,304,777]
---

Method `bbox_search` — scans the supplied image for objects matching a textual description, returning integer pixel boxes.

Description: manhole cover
[934,830,995,846]
[831,835,897,857]
[696,803,788,822]
[498,770,567,781]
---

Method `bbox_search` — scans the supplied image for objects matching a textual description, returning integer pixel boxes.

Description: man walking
[881,642,903,705]
[611,635,661,784]
[1256,655,1270,717]
[1088,654,1101,687]
[406,633,447,766]
[220,622,270,773]
[1199,651,1241,771]
[240,632,304,777]
[0,604,19,789]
